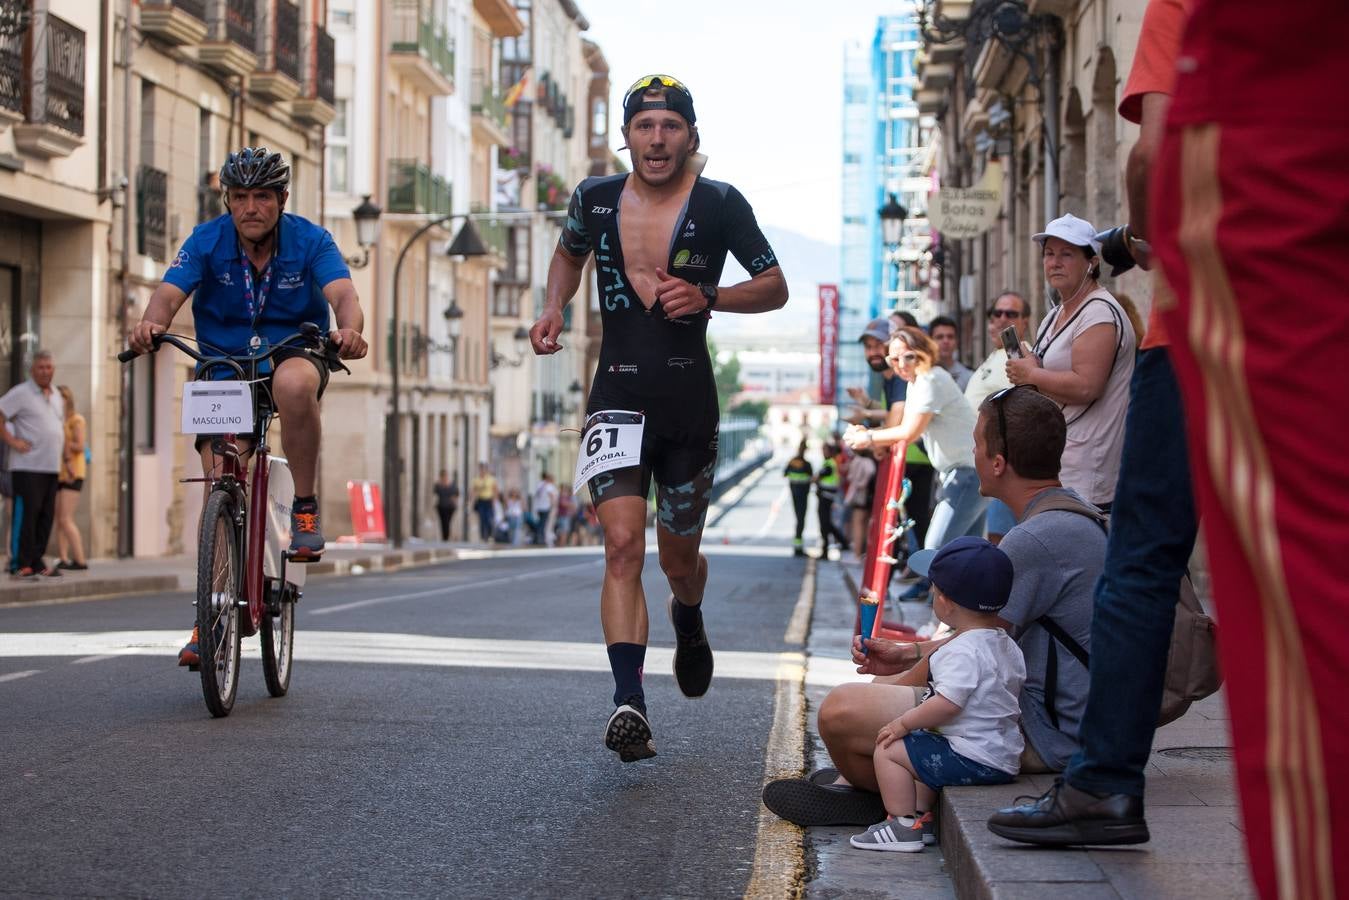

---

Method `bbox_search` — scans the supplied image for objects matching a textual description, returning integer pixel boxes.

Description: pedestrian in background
[844,447,875,562]
[1008,215,1135,512]
[432,469,459,542]
[928,315,973,391]
[54,385,87,571]
[0,351,64,579]
[471,462,497,542]
[555,484,578,547]
[966,292,1031,544]
[504,488,525,546]
[815,441,849,559]
[784,440,813,557]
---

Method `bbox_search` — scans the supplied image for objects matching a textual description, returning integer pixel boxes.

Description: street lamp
[388,214,489,548]
[879,192,909,307]
[344,195,383,268]
[490,326,530,368]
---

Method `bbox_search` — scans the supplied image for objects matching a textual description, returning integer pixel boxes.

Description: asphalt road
[1,464,812,899]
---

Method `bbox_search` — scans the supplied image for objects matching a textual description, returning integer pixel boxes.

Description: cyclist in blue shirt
[130,147,367,667]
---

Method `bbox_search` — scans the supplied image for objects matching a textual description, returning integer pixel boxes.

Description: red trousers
[1152,122,1349,900]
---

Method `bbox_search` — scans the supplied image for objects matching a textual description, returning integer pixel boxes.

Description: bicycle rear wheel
[260,573,294,697]
[196,490,242,717]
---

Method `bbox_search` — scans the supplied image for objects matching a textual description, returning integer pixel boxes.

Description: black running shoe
[668,595,714,698]
[604,698,656,763]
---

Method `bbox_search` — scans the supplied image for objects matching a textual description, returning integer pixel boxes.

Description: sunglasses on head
[986,385,1040,467]
[623,74,692,104]
[987,309,1023,320]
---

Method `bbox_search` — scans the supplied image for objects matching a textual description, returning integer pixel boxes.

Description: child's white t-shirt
[926,627,1027,774]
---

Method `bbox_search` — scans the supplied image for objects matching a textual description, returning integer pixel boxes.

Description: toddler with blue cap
[850,536,1028,853]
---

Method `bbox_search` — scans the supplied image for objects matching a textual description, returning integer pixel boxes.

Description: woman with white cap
[1007,214,1136,510]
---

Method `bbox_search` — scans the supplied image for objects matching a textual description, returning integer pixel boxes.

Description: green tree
[709,338,742,412]
[728,398,769,423]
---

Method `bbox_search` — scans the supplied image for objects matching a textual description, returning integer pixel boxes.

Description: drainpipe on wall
[1042,27,1061,225]
[116,2,134,558]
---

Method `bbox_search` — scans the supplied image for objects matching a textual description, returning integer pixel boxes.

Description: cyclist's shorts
[193,348,330,451]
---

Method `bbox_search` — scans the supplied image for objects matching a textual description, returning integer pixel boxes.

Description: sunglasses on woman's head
[886,352,919,365]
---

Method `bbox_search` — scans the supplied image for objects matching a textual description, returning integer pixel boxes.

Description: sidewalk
[800,558,1255,900]
[0,539,476,605]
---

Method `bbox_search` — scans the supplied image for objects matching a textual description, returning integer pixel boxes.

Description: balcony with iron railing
[470,69,510,146]
[251,0,301,101]
[291,24,335,126]
[140,0,210,45]
[469,206,509,260]
[387,159,452,215]
[199,0,257,78]
[11,11,87,158]
[389,0,456,96]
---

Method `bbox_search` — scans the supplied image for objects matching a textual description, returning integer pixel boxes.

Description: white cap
[1033,214,1101,256]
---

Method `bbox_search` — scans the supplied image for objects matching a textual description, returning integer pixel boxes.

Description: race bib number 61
[573,410,644,492]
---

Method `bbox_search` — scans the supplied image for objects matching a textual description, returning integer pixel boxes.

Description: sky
[576,0,910,249]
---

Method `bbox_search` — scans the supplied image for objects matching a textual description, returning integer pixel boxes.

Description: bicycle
[119,323,348,717]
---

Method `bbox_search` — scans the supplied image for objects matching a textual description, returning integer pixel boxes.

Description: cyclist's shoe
[668,595,714,698]
[178,626,201,670]
[604,696,656,763]
[288,498,325,561]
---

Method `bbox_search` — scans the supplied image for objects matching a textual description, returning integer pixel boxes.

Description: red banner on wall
[818,284,839,405]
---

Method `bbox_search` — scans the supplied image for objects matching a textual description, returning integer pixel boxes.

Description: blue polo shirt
[162,212,350,356]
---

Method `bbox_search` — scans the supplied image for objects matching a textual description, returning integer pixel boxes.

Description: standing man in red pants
[1151,2,1348,897]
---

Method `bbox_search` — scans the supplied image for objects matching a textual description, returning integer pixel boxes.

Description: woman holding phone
[843,326,985,559]
[1007,214,1136,511]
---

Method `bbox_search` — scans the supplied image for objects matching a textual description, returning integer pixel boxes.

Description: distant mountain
[712,226,839,351]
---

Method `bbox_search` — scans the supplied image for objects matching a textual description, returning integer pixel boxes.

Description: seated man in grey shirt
[761,387,1102,825]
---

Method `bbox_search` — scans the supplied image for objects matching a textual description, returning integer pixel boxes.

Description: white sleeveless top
[1031,289,1136,505]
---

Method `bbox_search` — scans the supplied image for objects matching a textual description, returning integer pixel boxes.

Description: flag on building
[503,69,532,108]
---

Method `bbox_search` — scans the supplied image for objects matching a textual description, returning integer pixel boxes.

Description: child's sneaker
[917,810,937,845]
[849,815,926,852]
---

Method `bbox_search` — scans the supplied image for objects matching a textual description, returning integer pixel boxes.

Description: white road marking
[0,630,808,683]
[71,654,120,665]
[0,670,41,683]
[308,559,603,616]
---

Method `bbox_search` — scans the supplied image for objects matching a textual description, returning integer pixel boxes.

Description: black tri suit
[558,173,780,535]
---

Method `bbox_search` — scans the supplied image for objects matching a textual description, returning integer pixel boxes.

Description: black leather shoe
[762,777,887,827]
[987,779,1149,846]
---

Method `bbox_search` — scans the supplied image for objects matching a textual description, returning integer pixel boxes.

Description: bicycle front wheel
[196,490,242,718]
[260,575,294,698]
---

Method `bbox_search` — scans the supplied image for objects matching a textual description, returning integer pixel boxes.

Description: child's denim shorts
[902,729,1017,790]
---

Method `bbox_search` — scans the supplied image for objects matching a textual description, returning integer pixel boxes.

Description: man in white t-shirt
[966,291,1031,542]
[0,351,65,578]
[531,472,560,547]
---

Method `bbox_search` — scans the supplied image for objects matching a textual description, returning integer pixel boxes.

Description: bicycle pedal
[283,550,322,564]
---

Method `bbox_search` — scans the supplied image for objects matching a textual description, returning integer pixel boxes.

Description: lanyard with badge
[239,241,274,352]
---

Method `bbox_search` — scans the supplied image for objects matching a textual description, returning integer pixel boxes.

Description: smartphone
[1000,325,1021,358]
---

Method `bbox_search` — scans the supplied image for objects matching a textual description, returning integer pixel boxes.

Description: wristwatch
[699,283,719,309]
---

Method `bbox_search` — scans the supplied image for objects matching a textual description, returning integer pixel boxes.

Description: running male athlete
[129,147,367,667]
[531,75,788,762]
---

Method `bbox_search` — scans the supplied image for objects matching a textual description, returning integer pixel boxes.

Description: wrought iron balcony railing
[138,165,169,261]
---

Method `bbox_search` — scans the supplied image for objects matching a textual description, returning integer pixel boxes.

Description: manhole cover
[1157,746,1231,761]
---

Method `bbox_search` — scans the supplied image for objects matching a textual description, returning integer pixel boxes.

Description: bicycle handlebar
[117,323,350,374]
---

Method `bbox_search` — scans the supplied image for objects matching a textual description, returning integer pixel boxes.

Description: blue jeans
[924,466,987,550]
[1065,348,1197,798]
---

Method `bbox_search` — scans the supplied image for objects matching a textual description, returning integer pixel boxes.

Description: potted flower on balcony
[535,163,568,210]
[499,145,527,172]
